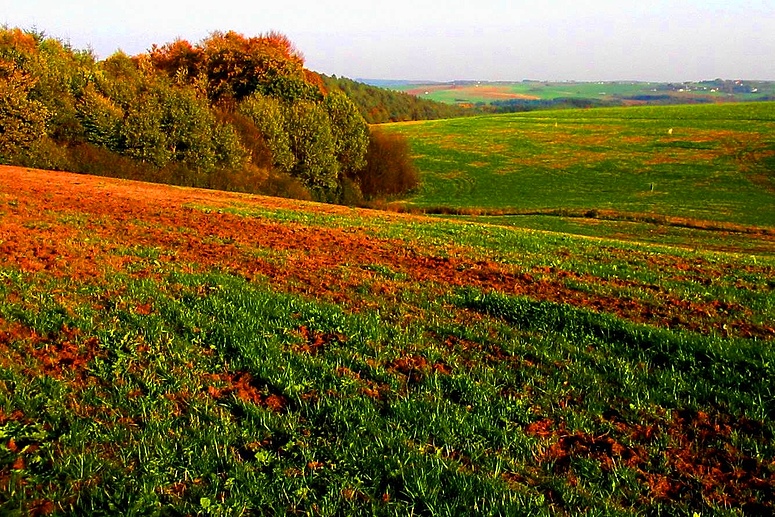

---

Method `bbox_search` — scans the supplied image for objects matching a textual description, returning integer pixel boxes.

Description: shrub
[258,169,313,200]
[207,163,267,193]
[65,143,160,182]
[355,129,419,198]
[12,137,71,171]
[338,176,365,206]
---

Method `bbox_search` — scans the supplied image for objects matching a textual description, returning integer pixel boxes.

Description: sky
[3,0,774,82]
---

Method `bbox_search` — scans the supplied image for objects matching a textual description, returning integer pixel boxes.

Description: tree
[324,90,368,177]
[159,85,218,172]
[0,60,50,162]
[284,100,339,192]
[77,83,124,150]
[238,92,295,172]
[199,31,308,102]
[148,38,204,83]
[119,94,171,167]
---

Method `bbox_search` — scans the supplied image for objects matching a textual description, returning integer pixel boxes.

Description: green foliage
[238,93,295,172]
[215,108,274,169]
[29,36,93,143]
[260,75,322,103]
[76,83,124,150]
[119,95,172,167]
[322,74,470,123]
[211,121,248,172]
[160,86,219,171]
[325,91,369,176]
[92,52,144,107]
[284,100,340,192]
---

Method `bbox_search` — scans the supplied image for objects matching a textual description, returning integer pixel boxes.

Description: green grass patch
[1,263,773,514]
[383,102,775,250]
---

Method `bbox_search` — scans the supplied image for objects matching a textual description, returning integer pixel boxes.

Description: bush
[258,169,313,200]
[11,137,71,171]
[338,176,364,206]
[207,163,267,193]
[65,143,161,182]
[355,129,419,198]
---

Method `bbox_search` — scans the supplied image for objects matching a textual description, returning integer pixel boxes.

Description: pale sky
[3,0,774,82]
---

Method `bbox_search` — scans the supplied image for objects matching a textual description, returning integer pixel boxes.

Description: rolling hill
[0,165,773,514]
[382,102,775,254]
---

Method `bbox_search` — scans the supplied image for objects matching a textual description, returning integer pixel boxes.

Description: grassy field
[382,102,775,254]
[391,81,775,105]
[0,166,773,515]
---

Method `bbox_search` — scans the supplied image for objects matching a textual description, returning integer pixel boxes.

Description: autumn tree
[0,27,401,202]
[148,38,204,84]
[0,60,50,162]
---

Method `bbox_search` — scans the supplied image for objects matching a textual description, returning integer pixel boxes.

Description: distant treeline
[321,75,470,123]
[488,97,615,112]
[0,28,419,203]
[488,95,725,113]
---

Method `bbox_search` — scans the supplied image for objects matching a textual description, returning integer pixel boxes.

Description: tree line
[0,28,420,203]
[321,75,470,123]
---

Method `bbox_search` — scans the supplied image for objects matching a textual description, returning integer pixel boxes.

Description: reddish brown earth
[206,372,288,412]
[0,166,772,340]
[522,409,775,511]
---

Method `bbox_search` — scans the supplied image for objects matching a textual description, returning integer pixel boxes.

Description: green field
[1,167,773,515]
[383,102,775,253]
[390,81,775,105]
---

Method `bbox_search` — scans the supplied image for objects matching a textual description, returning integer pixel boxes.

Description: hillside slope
[384,102,775,250]
[1,166,773,514]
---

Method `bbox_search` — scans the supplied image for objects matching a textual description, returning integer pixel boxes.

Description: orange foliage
[0,27,38,52]
[148,38,204,79]
[147,30,311,101]
[260,30,305,64]
[304,70,327,96]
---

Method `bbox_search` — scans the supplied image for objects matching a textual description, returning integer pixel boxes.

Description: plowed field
[1,165,773,515]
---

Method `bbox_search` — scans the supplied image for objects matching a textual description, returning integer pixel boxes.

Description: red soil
[206,371,288,412]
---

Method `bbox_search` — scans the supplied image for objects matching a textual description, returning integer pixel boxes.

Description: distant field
[383,102,775,253]
[389,81,775,105]
[1,166,773,514]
